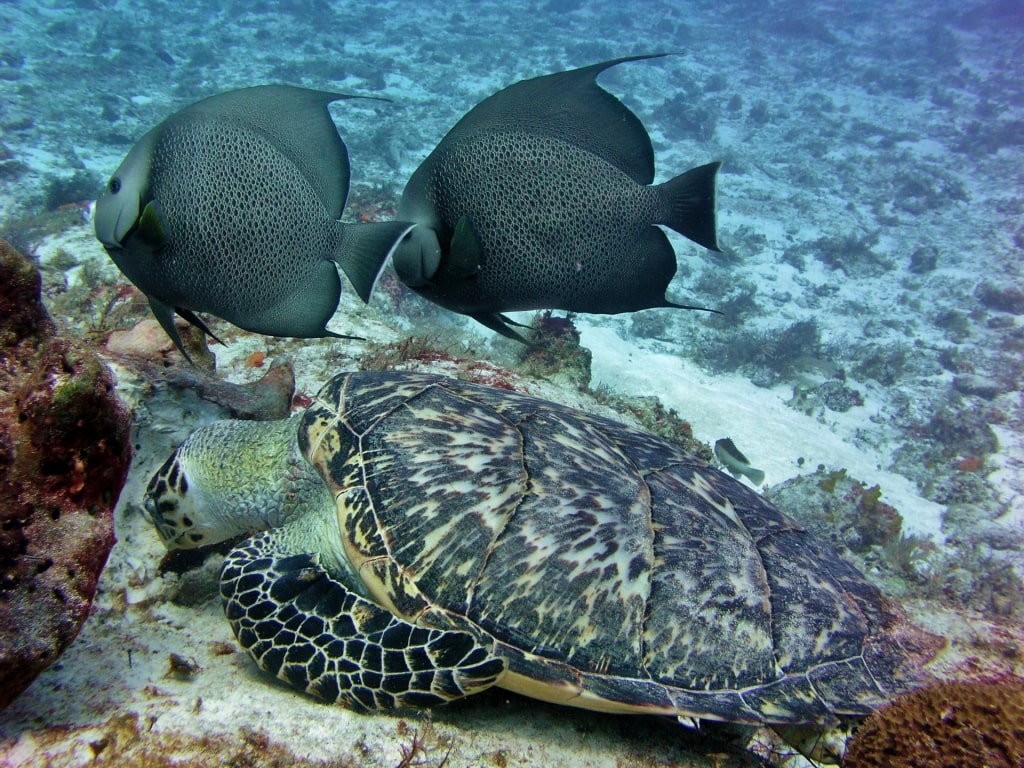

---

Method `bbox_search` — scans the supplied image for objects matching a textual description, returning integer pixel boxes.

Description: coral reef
[769,459,1024,619]
[768,468,903,555]
[917,404,1000,462]
[891,166,969,216]
[41,169,102,212]
[807,231,894,278]
[952,373,1003,400]
[907,244,939,274]
[816,379,865,413]
[0,207,84,266]
[0,238,132,710]
[359,335,522,392]
[852,342,909,386]
[975,282,1024,315]
[45,257,150,340]
[655,94,719,142]
[588,388,713,461]
[517,311,593,389]
[698,318,824,387]
[842,676,1024,768]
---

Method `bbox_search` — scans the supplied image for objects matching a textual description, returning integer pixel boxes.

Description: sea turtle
[143,370,913,726]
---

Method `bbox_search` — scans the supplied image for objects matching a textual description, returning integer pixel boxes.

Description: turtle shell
[297,370,909,724]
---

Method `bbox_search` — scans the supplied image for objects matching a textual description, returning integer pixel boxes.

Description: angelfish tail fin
[657,160,721,252]
[334,221,415,303]
[744,467,766,486]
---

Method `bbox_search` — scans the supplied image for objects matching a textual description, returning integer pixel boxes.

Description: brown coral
[852,483,902,548]
[0,238,133,710]
[842,676,1024,768]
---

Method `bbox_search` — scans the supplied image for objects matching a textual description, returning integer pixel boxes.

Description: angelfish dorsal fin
[440,54,667,185]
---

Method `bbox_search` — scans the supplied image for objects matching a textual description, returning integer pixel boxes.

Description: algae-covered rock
[0,238,132,710]
[765,467,903,553]
[518,311,593,390]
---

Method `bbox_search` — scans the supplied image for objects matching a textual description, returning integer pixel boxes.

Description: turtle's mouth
[143,452,201,549]
[142,492,191,548]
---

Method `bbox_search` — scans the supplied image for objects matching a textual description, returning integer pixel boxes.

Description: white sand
[582,323,947,538]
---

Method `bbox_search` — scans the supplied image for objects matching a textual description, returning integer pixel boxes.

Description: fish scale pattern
[426,132,673,314]
[220,530,506,710]
[148,116,334,319]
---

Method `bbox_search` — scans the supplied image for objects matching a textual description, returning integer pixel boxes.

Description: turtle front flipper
[221,531,506,711]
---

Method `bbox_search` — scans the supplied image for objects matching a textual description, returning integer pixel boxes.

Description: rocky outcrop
[0,238,132,710]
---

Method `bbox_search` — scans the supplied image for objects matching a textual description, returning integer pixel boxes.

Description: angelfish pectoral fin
[136,200,169,252]
[448,214,485,279]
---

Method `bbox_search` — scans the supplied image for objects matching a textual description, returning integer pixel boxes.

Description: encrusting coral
[0,238,133,709]
[842,676,1024,768]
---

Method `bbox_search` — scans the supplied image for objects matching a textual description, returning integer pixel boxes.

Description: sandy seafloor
[1,0,1023,765]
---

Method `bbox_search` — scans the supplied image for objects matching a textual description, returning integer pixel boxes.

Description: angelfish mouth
[102,194,145,250]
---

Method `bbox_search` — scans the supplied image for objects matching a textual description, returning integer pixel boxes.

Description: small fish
[714,438,766,486]
[94,85,411,361]
[391,53,721,342]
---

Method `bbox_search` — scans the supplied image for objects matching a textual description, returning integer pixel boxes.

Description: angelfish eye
[109,177,121,194]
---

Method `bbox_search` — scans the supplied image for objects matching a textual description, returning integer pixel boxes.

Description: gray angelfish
[94,85,412,361]
[714,438,766,486]
[391,54,721,342]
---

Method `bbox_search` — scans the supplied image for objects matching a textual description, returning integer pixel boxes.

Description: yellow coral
[817,468,847,493]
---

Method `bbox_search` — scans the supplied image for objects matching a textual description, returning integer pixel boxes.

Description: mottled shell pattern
[297,371,904,724]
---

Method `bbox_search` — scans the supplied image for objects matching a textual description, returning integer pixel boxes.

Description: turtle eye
[108,177,122,194]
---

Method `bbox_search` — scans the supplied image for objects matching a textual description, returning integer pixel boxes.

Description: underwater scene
[0,0,1022,766]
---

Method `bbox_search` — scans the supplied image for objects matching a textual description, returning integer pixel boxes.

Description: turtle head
[144,447,231,549]
[143,417,315,550]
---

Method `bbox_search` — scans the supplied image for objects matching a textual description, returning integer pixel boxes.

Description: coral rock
[843,676,1024,768]
[108,318,295,421]
[952,373,1002,401]
[518,311,593,389]
[143,359,296,421]
[0,238,132,710]
[976,282,1024,315]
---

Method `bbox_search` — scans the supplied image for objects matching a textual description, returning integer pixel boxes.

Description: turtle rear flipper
[221,531,506,711]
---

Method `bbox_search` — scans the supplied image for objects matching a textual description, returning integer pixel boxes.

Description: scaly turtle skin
[144,371,912,724]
